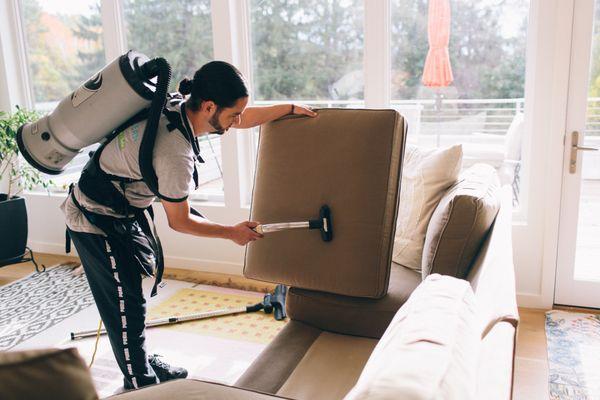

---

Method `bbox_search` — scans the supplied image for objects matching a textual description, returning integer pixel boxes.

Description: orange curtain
[422,0,453,88]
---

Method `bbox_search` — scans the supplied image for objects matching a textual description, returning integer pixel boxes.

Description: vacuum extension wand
[254,205,333,242]
[70,285,287,340]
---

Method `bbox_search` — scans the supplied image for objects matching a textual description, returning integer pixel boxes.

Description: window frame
[3,0,534,219]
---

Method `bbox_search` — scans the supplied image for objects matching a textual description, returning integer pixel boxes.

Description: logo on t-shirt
[117,132,126,150]
[131,124,140,142]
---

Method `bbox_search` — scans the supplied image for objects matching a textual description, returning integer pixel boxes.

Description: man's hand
[232,104,317,129]
[226,221,264,246]
[290,104,317,117]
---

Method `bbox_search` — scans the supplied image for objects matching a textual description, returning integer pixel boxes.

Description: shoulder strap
[163,101,204,163]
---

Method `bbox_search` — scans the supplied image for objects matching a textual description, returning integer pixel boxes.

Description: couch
[0,110,519,399]
[0,181,518,400]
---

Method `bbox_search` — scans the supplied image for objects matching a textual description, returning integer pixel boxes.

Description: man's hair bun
[178,78,193,95]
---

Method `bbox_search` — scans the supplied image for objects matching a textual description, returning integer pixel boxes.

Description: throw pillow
[392,144,463,272]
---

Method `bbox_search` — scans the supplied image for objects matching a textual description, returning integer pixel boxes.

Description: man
[62,60,316,389]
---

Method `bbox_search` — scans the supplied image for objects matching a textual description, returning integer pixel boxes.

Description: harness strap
[133,204,165,297]
[69,188,166,297]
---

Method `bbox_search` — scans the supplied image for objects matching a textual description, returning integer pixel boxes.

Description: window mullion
[364,0,390,108]
[0,0,34,110]
[101,0,127,62]
[211,0,243,209]
[232,0,255,207]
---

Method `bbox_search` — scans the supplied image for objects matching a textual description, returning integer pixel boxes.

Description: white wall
[0,0,576,308]
[24,192,251,275]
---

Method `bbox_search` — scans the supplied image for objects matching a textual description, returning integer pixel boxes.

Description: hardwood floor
[513,308,550,400]
[0,252,276,291]
[0,253,79,286]
[1,253,551,398]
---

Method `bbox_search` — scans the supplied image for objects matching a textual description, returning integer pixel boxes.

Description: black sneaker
[148,353,188,382]
[122,354,187,390]
[123,378,135,391]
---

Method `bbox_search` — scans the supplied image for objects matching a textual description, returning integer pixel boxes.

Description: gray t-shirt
[61,103,196,235]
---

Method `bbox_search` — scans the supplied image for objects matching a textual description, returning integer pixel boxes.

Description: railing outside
[31,97,600,203]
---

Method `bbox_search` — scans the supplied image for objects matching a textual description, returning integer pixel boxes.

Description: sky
[37,0,98,16]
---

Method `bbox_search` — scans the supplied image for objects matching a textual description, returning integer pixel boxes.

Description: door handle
[570,131,599,173]
[573,145,599,152]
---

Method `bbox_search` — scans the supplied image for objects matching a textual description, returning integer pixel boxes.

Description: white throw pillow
[392,144,463,271]
[344,274,480,400]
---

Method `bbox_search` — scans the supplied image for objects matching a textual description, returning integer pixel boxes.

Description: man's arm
[232,104,317,129]
[161,199,262,246]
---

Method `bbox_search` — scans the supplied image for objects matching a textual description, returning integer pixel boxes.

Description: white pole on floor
[70,305,248,340]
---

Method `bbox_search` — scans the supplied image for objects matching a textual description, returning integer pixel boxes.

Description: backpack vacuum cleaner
[17,50,169,190]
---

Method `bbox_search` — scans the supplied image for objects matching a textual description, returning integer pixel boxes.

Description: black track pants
[68,229,158,388]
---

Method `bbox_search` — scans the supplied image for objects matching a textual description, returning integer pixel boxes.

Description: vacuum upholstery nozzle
[254,204,333,242]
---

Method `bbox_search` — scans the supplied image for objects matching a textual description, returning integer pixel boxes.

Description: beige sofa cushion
[286,263,421,339]
[276,332,378,400]
[422,163,501,279]
[245,109,406,298]
[0,347,98,400]
[237,320,377,400]
[392,144,463,272]
[344,274,480,400]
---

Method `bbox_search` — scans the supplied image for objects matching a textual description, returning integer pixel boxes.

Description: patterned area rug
[0,265,95,351]
[1,267,285,398]
[546,310,600,399]
[147,288,287,344]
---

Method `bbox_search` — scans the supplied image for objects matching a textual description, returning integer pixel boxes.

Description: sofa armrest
[467,186,519,336]
[107,379,292,400]
[0,348,98,400]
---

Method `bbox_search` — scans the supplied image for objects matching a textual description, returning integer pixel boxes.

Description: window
[20,0,105,112]
[390,0,529,205]
[247,0,365,181]
[123,0,222,201]
[12,0,531,208]
[19,0,105,190]
[250,0,364,105]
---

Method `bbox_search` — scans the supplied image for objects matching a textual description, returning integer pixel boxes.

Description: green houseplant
[0,106,52,198]
[0,106,51,268]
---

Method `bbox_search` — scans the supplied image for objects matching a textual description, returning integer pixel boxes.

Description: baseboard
[517,292,553,309]
[28,241,69,257]
[28,240,244,276]
[162,255,243,276]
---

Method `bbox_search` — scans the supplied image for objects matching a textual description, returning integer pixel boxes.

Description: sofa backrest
[245,108,407,299]
[422,163,501,280]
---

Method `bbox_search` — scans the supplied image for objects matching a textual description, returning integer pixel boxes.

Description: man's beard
[209,108,226,135]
